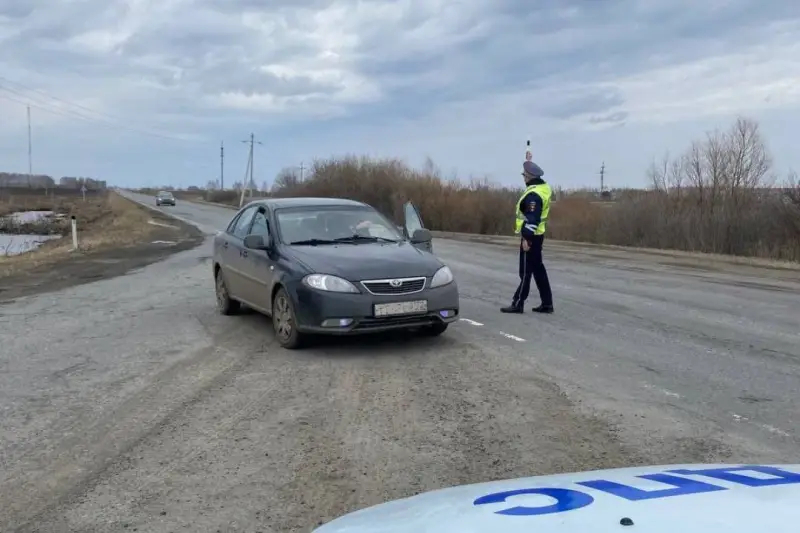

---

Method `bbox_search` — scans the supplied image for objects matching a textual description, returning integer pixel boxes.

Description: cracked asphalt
[1,191,798,532]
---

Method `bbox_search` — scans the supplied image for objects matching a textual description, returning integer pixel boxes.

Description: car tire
[421,322,448,336]
[215,268,240,315]
[272,287,303,349]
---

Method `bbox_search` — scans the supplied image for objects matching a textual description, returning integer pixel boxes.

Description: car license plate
[374,300,427,317]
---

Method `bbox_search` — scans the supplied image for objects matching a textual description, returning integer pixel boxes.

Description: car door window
[403,201,424,236]
[231,206,258,239]
[249,210,270,237]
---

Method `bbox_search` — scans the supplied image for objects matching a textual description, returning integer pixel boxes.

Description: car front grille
[360,276,426,295]
[355,315,437,330]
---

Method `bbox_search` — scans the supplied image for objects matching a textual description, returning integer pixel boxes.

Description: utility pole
[27,105,32,187]
[299,161,305,181]
[220,141,224,189]
[239,133,262,206]
[599,161,605,193]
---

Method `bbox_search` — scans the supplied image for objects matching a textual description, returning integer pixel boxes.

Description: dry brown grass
[0,191,158,276]
[145,117,800,263]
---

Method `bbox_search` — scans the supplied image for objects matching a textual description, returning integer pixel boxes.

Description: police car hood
[313,464,800,533]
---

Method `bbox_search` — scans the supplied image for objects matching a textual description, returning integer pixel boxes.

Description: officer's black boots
[531,304,554,314]
[500,304,524,313]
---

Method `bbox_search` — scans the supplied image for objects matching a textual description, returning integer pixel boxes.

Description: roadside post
[71,216,78,250]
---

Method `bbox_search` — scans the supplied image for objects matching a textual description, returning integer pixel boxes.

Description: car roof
[245,197,370,210]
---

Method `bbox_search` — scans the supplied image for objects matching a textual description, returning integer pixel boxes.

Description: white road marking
[760,424,791,437]
[730,413,790,437]
[459,318,484,326]
[642,383,681,398]
[151,240,177,245]
[148,220,176,228]
[498,331,525,342]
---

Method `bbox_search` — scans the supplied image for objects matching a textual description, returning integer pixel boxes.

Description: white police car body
[313,464,800,532]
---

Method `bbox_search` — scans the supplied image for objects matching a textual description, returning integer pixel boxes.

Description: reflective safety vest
[514,182,552,236]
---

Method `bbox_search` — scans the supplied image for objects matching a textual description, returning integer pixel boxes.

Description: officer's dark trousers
[512,235,553,307]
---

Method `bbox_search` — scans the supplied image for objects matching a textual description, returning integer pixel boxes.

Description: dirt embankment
[0,190,203,302]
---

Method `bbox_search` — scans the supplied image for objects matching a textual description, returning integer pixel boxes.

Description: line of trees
[265,117,799,261]
[175,116,800,262]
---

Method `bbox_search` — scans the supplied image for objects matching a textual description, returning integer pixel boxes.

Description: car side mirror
[410,228,432,243]
[243,234,269,250]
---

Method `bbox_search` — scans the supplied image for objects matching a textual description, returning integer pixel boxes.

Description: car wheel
[421,322,448,336]
[215,269,240,315]
[272,288,303,349]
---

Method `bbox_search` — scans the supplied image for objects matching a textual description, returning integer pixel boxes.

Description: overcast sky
[0,0,797,190]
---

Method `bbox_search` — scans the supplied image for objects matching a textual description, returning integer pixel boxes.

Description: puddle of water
[0,234,62,256]
[9,210,56,223]
[0,211,66,255]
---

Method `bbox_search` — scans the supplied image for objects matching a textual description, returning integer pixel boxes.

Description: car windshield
[277,206,403,244]
[158,191,173,198]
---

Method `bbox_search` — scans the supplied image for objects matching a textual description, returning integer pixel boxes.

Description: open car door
[402,201,433,254]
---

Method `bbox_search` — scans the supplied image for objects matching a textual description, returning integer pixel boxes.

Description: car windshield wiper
[289,238,339,245]
[332,235,399,243]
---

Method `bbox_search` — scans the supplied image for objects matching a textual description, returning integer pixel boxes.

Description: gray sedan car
[155,191,176,206]
[212,197,459,348]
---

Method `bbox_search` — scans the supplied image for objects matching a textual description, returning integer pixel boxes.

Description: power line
[0,79,203,143]
[0,74,142,126]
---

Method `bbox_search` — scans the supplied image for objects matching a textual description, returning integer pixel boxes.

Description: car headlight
[430,265,454,288]
[302,274,359,293]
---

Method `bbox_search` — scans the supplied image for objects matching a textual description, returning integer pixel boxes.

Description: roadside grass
[0,192,158,277]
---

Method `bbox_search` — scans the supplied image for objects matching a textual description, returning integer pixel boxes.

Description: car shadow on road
[234,309,452,357]
[305,330,451,357]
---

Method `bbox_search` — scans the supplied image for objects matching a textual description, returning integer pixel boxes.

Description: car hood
[313,464,800,532]
[284,241,442,280]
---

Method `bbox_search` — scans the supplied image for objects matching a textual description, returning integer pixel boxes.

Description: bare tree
[273,167,300,192]
[781,170,800,237]
[682,140,705,207]
[703,128,729,213]
[647,153,669,192]
[725,117,773,207]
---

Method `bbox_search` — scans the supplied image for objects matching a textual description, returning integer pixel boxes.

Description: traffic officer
[501,160,554,314]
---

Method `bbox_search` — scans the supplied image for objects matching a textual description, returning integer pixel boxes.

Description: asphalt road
[1,191,798,532]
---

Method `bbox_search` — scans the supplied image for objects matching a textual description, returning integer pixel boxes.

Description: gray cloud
[589,111,628,125]
[543,88,627,120]
[0,0,797,126]
[0,0,36,19]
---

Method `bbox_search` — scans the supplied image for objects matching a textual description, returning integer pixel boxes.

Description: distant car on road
[212,197,459,349]
[155,191,176,206]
